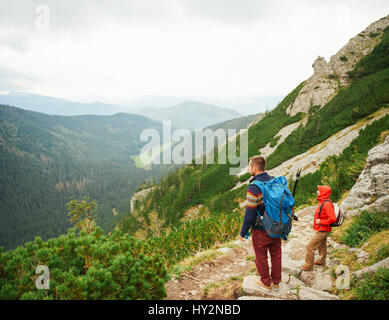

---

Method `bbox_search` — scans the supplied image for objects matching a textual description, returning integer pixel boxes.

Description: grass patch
[362,229,389,264]
[340,211,389,247]
[329,248,364,272]
[330,217,355,242]
[170,247,226,279]
[269,135,281,147]
[202,276,244,299]
[238,172,251,182]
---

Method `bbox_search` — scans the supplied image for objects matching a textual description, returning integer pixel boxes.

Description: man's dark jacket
[240,172,274,238]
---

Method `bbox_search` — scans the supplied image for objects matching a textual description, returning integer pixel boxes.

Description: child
[302,185,337,271]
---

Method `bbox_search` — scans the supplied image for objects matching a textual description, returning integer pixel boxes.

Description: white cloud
[0,0,388,104]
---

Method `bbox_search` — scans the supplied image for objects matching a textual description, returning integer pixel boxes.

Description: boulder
[353,257,389,278]
[282,257,303,275]
[242,275,289,298]
[298,287,339,300]
[341,136,389,216]
[312,274,334,292]
[300,270,318,286]
[288,276,305,288]
[356,250,370,263]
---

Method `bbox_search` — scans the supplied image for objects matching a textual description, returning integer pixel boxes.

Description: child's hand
[315,219,321,224]
[240,236,246,242]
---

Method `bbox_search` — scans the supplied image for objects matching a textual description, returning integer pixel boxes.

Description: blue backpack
[251,176,295,240]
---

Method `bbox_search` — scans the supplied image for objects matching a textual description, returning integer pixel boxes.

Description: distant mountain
[0,104,172,250]
[0,92,123,116]
[207,96,284,116]
[134,101,242,129]
[123,95,284,116]
[122,95,191,109]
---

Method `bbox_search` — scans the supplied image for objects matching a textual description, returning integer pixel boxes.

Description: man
[240,155,281,292]
[302,185,337,271]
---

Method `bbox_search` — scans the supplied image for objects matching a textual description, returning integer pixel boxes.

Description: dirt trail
[165,206,344,300]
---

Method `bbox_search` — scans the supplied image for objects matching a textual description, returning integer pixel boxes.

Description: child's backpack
[251,176,295,240]
[318,200,344,227]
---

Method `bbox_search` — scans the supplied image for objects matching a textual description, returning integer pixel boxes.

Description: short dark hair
[249,155,266,171]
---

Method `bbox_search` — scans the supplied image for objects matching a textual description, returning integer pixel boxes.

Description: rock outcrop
[130,187,156,212]
[353,257,389,279]
[287,15,389,116]
[340,135,389,216]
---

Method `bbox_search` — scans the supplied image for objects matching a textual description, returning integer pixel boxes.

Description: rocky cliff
[340,134,389,216]
[287,15,389,116]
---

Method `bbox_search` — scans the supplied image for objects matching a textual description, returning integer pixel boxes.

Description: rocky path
[165,206,343,300]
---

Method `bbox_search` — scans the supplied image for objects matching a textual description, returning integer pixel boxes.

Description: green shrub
[375,243,389,262]
[269,135,281,147]
[340,211,389,247]
[239,172,251,182]
[0,227,168,300]
[352,267,389,300]
[0,208,243,300]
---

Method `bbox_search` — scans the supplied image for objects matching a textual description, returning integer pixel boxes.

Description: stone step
[242,275,289,299]
[298,286,339,300]
[288,275,305,288]
[237,296,282,300]
[282,260,303,276]
[311,274,334,292]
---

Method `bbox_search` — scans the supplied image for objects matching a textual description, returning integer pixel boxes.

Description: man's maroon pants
[252,229,282,286]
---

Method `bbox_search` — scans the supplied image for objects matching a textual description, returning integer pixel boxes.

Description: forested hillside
[0,106,172,250]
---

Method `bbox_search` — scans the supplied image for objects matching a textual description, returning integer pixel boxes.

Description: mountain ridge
[134,100,242,129]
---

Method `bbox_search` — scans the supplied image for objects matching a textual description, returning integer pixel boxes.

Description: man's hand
[240,235,246,242]
[315,219,321,224]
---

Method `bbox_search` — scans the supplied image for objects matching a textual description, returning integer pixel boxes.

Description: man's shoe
[272,283,280,291]
[255,278,272,292]
[301,265,313,271]
[314,260,326,266]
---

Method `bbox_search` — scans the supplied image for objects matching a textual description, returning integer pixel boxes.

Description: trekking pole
[292,168,301,196]
[291,168,302,221]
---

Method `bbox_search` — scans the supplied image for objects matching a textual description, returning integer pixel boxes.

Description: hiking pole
[291,168,302,221]
[292,168,301,197]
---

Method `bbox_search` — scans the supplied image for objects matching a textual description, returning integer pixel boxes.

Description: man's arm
[240,185,263,238]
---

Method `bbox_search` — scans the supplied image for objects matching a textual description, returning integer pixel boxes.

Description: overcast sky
[0,0,388,104]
